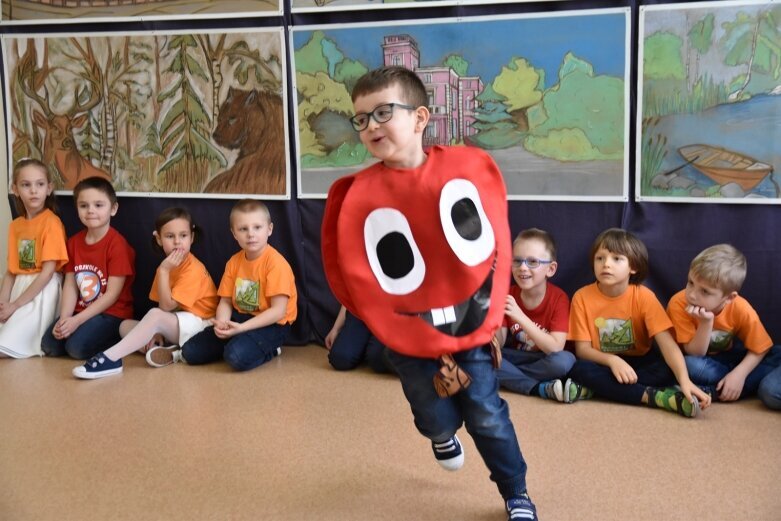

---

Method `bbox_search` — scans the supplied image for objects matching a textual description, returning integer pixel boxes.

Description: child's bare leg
[103,309,179,361]
[119,319,139,338]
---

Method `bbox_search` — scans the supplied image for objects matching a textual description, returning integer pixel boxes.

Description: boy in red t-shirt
[495,229,574,401]
[667,244,781,407]
[42,177,135,360]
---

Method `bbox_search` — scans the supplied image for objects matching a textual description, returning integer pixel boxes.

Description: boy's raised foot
[649,387,701,418]
[506,493,538,520]
[564,378,593,403]
[73,352,122,379]
[146,345,182,368]
[538,379,565,402]
[432,434,464,471]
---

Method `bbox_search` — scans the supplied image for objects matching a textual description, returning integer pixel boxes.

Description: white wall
[1,94,10,273]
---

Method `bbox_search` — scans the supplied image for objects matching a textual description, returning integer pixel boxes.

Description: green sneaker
[650,387,701,418]
[538,379,565,402]
[564,378,593,403]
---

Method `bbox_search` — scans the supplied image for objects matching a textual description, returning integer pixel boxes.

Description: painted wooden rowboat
[678,144,773,191]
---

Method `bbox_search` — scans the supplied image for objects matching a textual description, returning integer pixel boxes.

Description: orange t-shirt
[7,209,68,274]
[217,246,297,324]
[149,253,219,319]
[569,283,672,356]
[667,290,772,355]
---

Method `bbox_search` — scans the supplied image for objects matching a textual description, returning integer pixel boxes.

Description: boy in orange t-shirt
[181,199,297,371]
[667,244,781,407]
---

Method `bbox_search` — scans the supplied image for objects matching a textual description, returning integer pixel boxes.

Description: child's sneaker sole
[146,345,180,368]
[72,365,123,379]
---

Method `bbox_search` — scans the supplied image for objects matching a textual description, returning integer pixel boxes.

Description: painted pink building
[382,34,483,146]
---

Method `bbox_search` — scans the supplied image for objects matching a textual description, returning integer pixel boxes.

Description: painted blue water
[655,94,781,198]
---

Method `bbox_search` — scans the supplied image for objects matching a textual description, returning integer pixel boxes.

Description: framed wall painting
[637,0,781,204]
[3,28,291,199]
[0,0,281,25]
[291,8,630,201]
[291,0,564,15]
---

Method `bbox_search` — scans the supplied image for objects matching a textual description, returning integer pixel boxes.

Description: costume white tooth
[443,305,456,323]
[431,308,446,326]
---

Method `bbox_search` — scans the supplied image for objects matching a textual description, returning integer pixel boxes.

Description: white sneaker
[145,345,182,368]
[432,434,464,471]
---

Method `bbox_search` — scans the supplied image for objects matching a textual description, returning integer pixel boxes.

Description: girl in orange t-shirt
[0,159,68,358]
[73,208,218,379]
[566,228,711,418]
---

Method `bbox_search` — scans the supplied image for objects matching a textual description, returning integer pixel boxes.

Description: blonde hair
[230,199,270,226]
[689,244,746,294]
[513,228,557,262]
[11,158,57,216]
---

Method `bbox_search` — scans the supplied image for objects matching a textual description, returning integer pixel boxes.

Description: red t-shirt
[502,282,570,351]
[65,227,135,319]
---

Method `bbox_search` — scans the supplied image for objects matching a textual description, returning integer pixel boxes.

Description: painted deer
[18,41,111,190]
[204,87,286,195]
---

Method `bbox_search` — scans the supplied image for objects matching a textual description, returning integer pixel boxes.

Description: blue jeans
[758,363,781,410]
[182,311,290,372]
[41,313,122,360]
[386,345,528,500]
[329,311,392,373]
[686,345,781,400]
[568,349,678,405]
[497,349,576,395]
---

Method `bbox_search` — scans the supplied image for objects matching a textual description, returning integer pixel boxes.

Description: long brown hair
[11,158,57,217]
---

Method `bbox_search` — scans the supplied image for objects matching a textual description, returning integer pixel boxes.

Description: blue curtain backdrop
[3,0,779,345]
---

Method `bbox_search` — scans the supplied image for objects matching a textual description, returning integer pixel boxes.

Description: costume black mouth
[400,258,495,337]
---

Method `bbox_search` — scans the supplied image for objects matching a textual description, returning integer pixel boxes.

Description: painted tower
[381,34,482,146]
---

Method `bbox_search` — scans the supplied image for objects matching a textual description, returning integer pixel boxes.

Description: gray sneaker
[538,379,565,402]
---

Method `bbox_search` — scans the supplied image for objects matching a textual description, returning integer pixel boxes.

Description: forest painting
[638,0,781,203]
[1,0,280,24]
[291,9,630,200]
[3,29,290,198]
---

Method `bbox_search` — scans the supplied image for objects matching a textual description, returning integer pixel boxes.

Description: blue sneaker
[73,352,123,379]
[506,494,538,520]
[432,434,464,471]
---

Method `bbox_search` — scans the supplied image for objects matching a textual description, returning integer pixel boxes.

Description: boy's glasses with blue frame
[349,103,417,131]
[511,257,553,269]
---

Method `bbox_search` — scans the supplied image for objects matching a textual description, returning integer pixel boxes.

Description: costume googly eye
[439,179,494,266]
[364,208,425,295]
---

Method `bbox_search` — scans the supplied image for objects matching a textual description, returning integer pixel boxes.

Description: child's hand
[504,295,525,323]
[324,327,339,351]
[682,381,712,409]
[716,371,745,401]
[214,320,242,339]
[140,333,165,354]
[160,248,187,272]
[0,302,18,322]
[53,316,81,339]
[608,357,637,384]
[685,305,715,322]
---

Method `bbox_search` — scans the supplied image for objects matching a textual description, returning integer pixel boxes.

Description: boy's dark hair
[73,176,117,205]
[152,207,201,254]
[689,244,746,294]
[11,158,57,216]
[351,66,428,109]
[230,199,271,226]
[590,228,648,284]
[513,228,557,262]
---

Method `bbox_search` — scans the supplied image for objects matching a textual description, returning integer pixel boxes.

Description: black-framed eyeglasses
[349,103,417,131]
[511,257,553,269]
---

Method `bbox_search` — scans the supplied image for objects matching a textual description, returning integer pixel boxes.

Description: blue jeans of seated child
[758,364,781,410]
[568,348,678,405]
[686,345,781,400]
[497,349,576,395]
[182,311,289,372]
[329,311,392,374]
[386,345,528,499]
[41,313,122,360]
